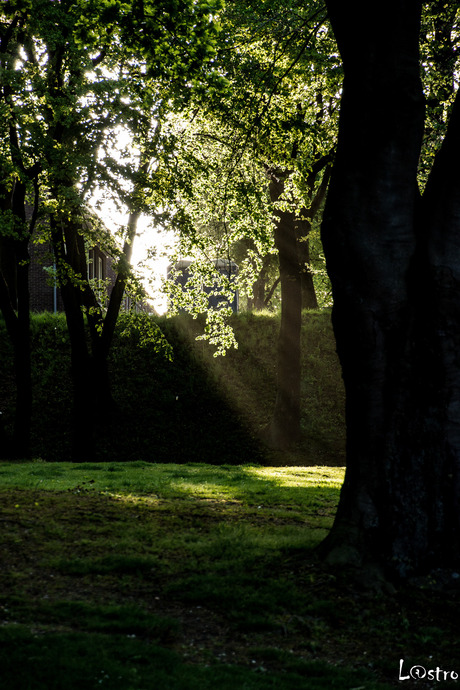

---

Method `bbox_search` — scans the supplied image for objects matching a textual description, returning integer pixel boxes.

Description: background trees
[2,0,341,457]
[0,0,221,457]
[161,0,340,447]
[0,5,42,455]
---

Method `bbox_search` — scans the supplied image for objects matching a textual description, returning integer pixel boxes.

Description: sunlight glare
[242,466,344,488]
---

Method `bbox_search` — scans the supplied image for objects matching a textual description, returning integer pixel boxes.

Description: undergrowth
[0,310,345,464]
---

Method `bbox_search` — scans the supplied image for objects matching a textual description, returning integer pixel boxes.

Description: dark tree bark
[265,158,330,449]
[50,215,95,461]
[0,175,38,458]
[247,254,272,311]
[264,275,280,309]
[49,204,142,461]
[298,158,332,311]
[0,16,42,458]
[265,157,331,449]
[299,240,318,311]
[0,260,31,458]
[0,13,41,457]
[320,0,460,578]
[266,170,302,449]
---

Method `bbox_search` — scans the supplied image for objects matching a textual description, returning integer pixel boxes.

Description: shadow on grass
[0,625,392,690]
[0,469,369,689]
[0,472,455,690]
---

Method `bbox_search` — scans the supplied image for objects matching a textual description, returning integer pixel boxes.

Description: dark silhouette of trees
[0,0,220,458]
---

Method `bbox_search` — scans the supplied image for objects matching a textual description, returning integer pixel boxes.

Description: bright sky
[89,125,178,314]
[89,196,176,314]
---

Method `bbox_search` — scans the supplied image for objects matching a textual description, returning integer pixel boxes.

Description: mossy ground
[0,462,459,689]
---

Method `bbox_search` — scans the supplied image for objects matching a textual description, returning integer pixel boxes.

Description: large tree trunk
[320,0,460,578]
[321,1,426,574]
[417,89,460,570]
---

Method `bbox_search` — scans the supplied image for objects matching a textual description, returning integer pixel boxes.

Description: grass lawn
[1,462,458,689]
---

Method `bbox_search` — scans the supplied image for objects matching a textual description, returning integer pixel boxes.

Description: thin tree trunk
[265,158,330,448]
[299,237,318,310]
[297,161,332,311]
[50,201,143,459]
[98,209,142,361]
[267,171,302,449]
[264,275,280,308]
[50,216,93,461]
[0,181,35,458]
[13,237,32,456]
[89,210,142,423]
[247,254,271,311]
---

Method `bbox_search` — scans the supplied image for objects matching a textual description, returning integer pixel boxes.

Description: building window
[88,249,94,280]
[98,256,104,280]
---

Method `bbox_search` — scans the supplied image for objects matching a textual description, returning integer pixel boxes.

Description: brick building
[29,241,118,313]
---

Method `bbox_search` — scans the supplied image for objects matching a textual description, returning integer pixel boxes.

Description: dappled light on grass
[0,461,344,501]
[105,467,345,507]
[241,466,344,489]
[0,462,456,690]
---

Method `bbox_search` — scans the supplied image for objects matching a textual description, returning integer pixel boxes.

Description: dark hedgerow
[0,310,345,464]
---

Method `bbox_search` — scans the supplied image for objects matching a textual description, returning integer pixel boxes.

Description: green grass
[1,462,459,689]
[0,460,343,498]
[0,627,391,690]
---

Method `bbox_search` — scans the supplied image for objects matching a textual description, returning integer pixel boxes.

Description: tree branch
[0,14,20,54]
